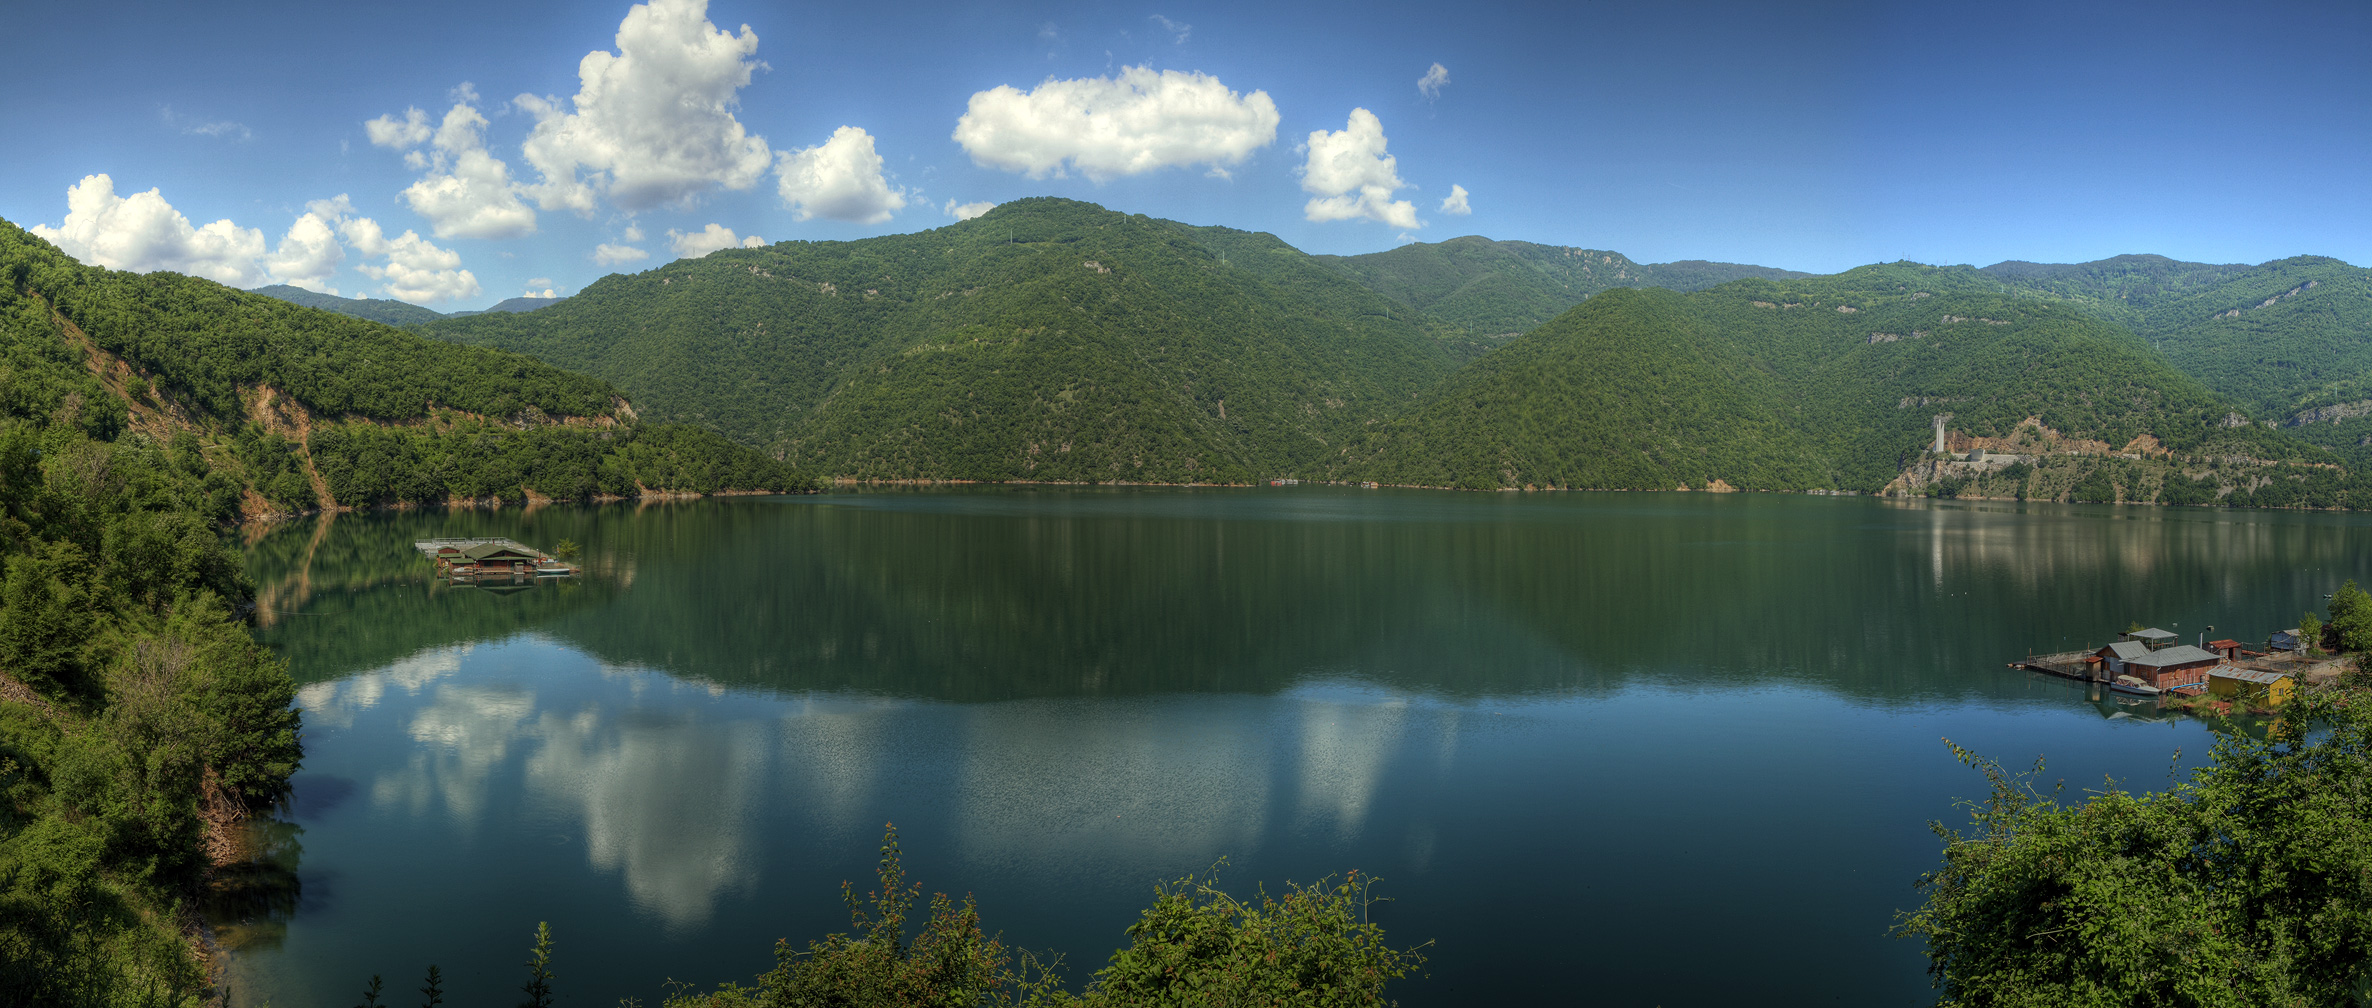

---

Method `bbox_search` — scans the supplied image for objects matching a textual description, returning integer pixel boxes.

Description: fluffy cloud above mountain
[1300,109,1419,229]
[336,214,481,303]
[516,0,773,214]
[776,126,906,223]
[367,89,537,240]
[30,174,270,285]
[953,67,1278,181]
[668,223,763,257]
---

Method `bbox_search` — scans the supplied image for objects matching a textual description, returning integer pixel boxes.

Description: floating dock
[414,538,574,579]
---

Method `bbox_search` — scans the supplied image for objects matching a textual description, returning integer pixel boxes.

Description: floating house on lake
[415,538,574,580]
[2091,642,2222,690]
[2208,666,2295,708]
[2271,628,2307,652]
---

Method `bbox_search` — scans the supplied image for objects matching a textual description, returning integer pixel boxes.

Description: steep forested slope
[422,198,1459,483]
[1349,264,2294,490]
[1,218,805,512]
[1315,235,1810,337]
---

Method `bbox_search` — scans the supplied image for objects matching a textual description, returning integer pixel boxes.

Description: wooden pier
[2012,649,2101,681]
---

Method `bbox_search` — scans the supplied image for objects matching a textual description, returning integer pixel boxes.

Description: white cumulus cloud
[30,178,478,304]
[1440,184,1471,215]
[367,93,537,241]
[775,126,906,223]
[337,215,481,303]
[952,66,1278,181]
[30,174,271,286]
[1417,63,1450,100]
[593,243,651,266]
[1299,109,1419,229]
[365,107,433,149]
[667,223,763,258]
[516,0,773,214]
[943,199,997,221]
[263,210,347,292]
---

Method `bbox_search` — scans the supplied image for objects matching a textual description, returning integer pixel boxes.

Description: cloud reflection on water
[300,638,1460,939]
[528,705,769,930]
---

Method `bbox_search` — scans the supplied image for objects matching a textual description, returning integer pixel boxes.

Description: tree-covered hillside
[1985,254,2372,427]
[422,198,1460,483]
[2,217,809,512]
[1347,264,2297,491]
[1314,235,1810,338]
[251,284,448,327]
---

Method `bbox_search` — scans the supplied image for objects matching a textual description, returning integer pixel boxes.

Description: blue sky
[3,0,2365,309]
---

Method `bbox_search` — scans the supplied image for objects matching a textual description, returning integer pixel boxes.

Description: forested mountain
[1347,264,2298,491]
[1315,235,1810,337]
[1983,255,2372,434]
[251,283,449,326]
[422,198,1459,483]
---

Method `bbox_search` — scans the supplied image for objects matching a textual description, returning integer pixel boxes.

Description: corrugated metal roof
[2125,645,2220,668]
[2209,665,2290,685]
[2100,641,2150,660]
[2131,628,2178,640]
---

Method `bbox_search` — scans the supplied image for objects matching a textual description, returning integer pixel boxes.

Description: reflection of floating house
[414,538,574,579]
[2208,666,2294,708]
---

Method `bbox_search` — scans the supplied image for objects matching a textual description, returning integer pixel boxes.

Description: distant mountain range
[407,197,2370,503]
[251,284,568,324]
[25,197,2372,504]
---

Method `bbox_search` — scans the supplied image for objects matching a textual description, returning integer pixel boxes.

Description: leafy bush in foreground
[1900,690,2372,1005]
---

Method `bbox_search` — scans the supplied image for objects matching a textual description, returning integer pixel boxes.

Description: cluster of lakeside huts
[414,538,575,580]
[2018,626,2321,708]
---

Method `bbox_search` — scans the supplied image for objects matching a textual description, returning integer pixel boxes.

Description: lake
[219,488,2367,1006]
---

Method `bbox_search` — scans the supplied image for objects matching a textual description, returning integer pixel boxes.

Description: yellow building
[2207,666,2295,708]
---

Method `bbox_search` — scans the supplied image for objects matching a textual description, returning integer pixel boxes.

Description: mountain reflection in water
[226,490,2372,1007]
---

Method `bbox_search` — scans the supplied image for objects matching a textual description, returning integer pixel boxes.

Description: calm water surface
[222,488,2371,1006]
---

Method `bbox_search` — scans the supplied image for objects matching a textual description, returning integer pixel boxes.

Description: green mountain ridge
[1982,254,2372,427]
[249,285,571,325]
[1346,263,2297,491]
[1315,235,1813,339]
[422,198,1460,483]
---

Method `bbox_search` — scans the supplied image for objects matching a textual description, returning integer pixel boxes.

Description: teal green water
[224,489,2363,1006]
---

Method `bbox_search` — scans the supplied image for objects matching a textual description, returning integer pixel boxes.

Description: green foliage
[657,827,1423,1008]
[2329,580,2372,653]
[1059,867,1426,1008]
[420,964,444,1008]
[2301,611,2324,655]
[519,923,554,1008]
[1900,692,2372,1005]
